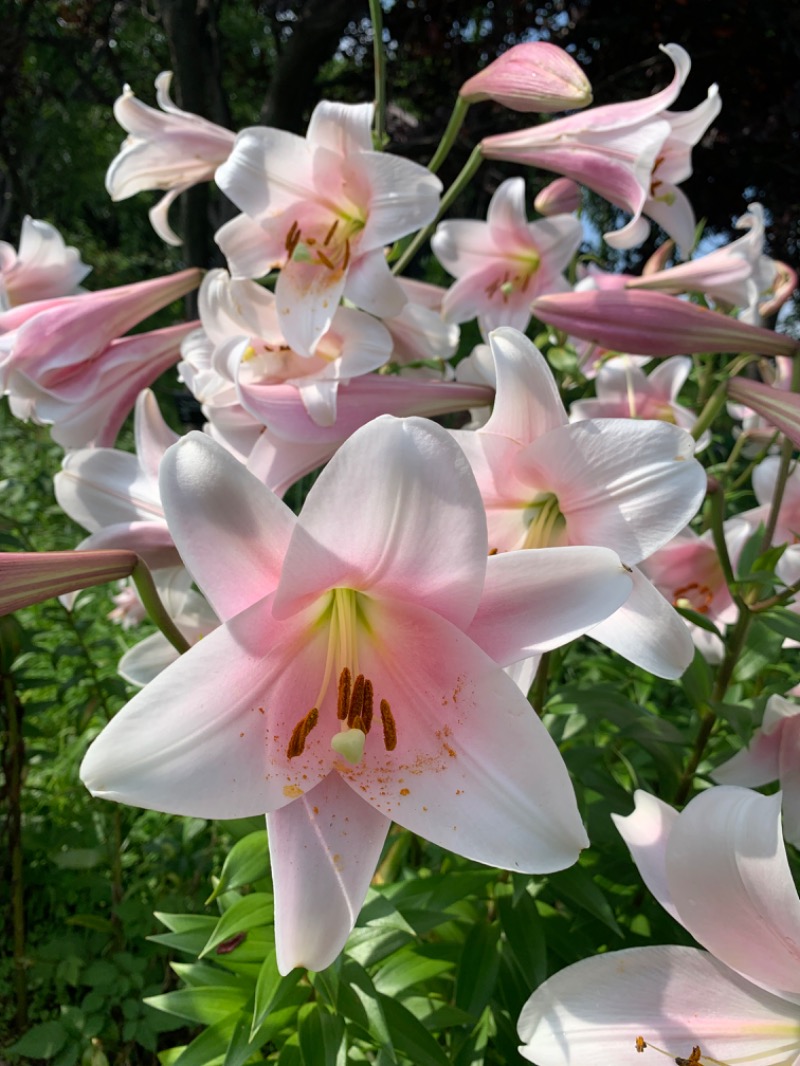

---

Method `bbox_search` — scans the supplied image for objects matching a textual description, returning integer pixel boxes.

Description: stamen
[316,249,336,270]
[323,218,340,246]
[348,673,365,727]
[337,667,351,720]
[287,707,319,758]
[342,238,351,272]
[380,699,397,751]
[361,679,374,734]
[636,1039,647,1054]
[285,219,300,255]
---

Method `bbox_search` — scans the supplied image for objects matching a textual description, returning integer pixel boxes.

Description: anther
[361,679,374,734]
[636,1039,647,1054]
[323,218,340,246]
[348,674,365,727]
[380,699,397,751]
[285,220,299,254]
[337,667,351,720]
[286,707,319,759]
[342,238,351,272]
[316,249,336,271]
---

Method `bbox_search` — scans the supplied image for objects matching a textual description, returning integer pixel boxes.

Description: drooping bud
[727,377,800,448]
[459,42,592,113]
[534,177,581,216]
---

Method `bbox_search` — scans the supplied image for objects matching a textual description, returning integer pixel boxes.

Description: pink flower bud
[534,178,582,216]
[532,289,800,358]
[0,550,138,615]
[727,377,800,448]
[460,42,592,113]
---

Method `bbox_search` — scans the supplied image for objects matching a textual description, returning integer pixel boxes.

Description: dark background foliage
[1,0,798,280]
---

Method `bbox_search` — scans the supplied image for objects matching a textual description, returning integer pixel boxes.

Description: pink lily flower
[191,268,394,428]
[713,694,800,846]
[626,204,778,319]
[639,520,751,662]
[569,355,709,448]
[0,549,138,615]
[80,416,634,973]
[106,72,236,246]
[481,45,719,256]
[459,42,592,113]
[1,216,90,310]
[449,327,707,676]
[519,787,800,1065]
[215,101,442,355]
[432,177,582,339]
[53,389,181,570]
[532,289,800,358]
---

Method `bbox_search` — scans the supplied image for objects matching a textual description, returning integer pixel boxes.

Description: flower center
[672,582,714,614]
[285,588,397,766]
[285,214,365,276]
[521,492,567,550]
[484,254,540,303]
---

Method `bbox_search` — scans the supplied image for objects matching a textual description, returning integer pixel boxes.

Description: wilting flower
[0,216,90,310]
[519,787,800,1066]
[432,177,582,338]
[459,42,592,113]
[215,100,441,355]
[532,289,800,358]
[81,416,634,973]
[481,44,719,255]
[713,694,800,846]
[106,72,236,245]
[449,327,706,677]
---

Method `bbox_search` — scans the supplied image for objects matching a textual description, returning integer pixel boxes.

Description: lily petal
[268,773,390,974]
[519,944,800,1066]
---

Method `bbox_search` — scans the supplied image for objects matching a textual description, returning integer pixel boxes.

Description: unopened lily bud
[460,42,592,113]
[532,289,800,358]
[642,240,675,276]
[0,550,139,615]
[727,377,800,448]
[534,177,581,216]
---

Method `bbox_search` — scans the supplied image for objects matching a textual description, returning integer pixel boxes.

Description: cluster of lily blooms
[2,37,800,1062]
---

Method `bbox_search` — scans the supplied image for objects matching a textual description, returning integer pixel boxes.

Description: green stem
[427,96,470,174]
[392,144,483,276]
[368,0,387,147]
[690,380,728,443]
[131,561,190,655]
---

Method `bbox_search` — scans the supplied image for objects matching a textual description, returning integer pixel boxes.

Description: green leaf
[546,865,622,936]
[378,995,449,1066]
[680,647,713,710]
[454,923,500,1018]
[497,888,547,987]
[170,961,250,991]
[170,1018,236,1066]
[336,960,394,1058]
[144,987,250,1026]
[298,1007,346,1066]
[207,830,270,903]
[372,946,455,997]
[760,606,800,642]
[7,1020,69,1059]
[154,912,219,935]
[251,949,304,1034]
[200,893,274,957]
